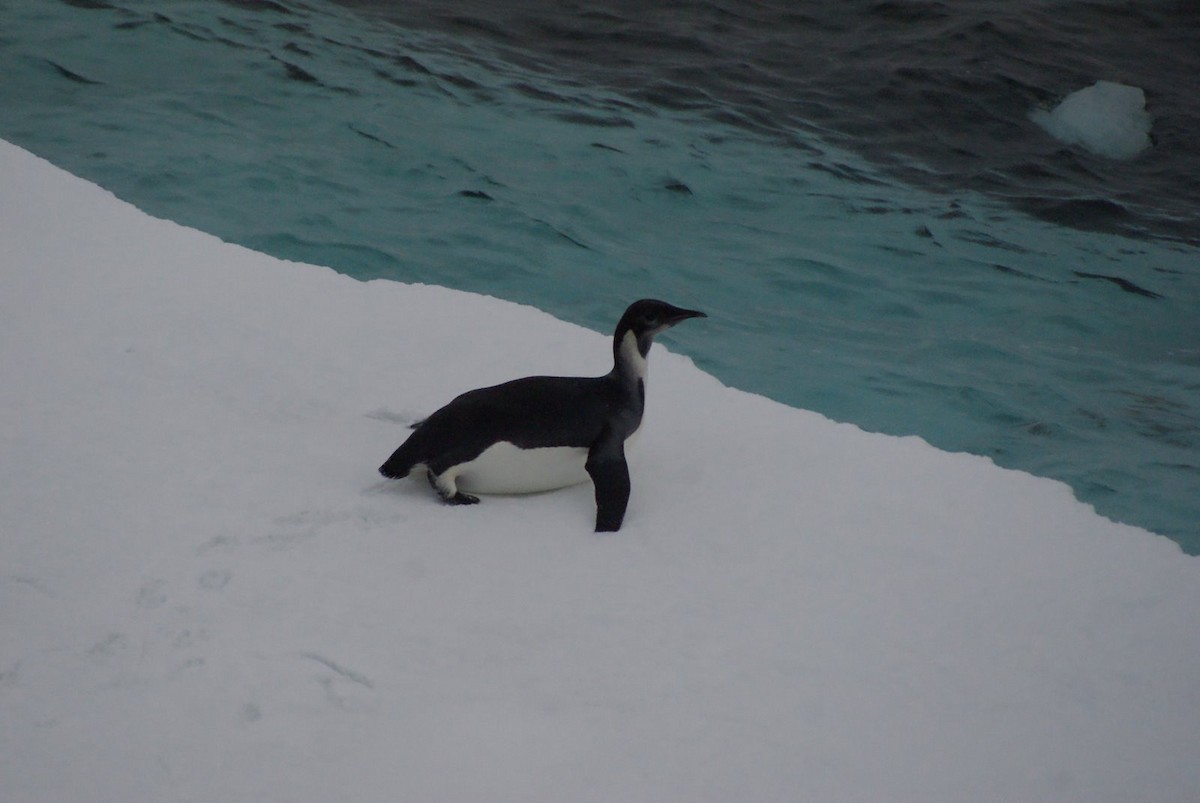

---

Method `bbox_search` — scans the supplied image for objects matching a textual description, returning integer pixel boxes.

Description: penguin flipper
[586,429,630,532]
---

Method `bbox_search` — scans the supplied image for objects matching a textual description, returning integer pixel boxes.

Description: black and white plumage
[378,299,706,532]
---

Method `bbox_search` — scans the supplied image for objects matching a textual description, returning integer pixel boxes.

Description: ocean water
[1,0,1197,551]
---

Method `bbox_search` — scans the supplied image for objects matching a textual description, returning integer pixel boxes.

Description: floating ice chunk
[1030,80,1152,160]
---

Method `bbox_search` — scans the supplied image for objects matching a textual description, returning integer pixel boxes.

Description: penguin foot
[426,470,479,505]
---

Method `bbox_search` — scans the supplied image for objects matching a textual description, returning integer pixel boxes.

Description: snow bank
[2,139,1198,802]
[1031,80,1152,159]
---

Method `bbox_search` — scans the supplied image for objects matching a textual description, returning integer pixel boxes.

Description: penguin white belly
[453,426,642,495]
[454,442,590,494]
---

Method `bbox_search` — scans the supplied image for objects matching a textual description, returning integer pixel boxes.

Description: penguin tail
[379,446,417,479]
[380,417,433,478]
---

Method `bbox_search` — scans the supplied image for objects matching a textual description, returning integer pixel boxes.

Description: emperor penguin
[378,299,706,531]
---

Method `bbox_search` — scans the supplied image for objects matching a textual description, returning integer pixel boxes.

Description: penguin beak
[665,307,707,327]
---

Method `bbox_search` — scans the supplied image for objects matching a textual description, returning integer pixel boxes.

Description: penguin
[378,299,706,532]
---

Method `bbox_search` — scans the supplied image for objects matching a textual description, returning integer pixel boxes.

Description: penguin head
[620,299,706,336]
[615,299,706,358]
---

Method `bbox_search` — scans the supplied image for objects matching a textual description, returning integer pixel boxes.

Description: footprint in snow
[135,579,167,609]
[198,568,231,591]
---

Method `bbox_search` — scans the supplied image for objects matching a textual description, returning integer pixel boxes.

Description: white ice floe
[1,140,1197,802]
[1031,80,1153,159]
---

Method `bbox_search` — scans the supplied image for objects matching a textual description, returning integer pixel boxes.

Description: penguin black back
[378,299,706,531]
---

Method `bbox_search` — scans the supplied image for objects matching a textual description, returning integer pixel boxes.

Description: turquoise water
[1,1,1197,550]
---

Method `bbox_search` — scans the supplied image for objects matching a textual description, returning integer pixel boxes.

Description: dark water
[1,0,1197,550]
[333,0,1200,243]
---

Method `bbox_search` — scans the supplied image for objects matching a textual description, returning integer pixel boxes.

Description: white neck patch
[618,330,648,383]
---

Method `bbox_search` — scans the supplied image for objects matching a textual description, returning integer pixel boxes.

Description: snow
[1,138,1198,802]
[1031,80,1152,160]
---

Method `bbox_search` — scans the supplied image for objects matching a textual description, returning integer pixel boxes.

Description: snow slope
[1,139,1197,802]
